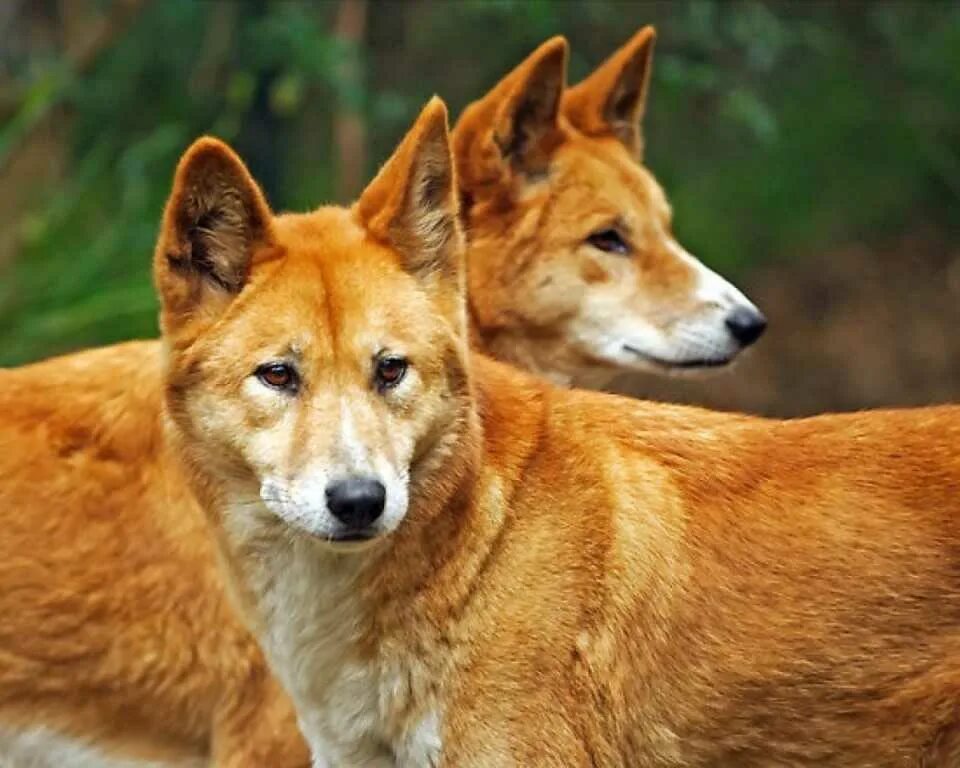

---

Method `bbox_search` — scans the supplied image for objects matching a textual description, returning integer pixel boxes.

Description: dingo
[457,29,765,387]
[168,100,960,767]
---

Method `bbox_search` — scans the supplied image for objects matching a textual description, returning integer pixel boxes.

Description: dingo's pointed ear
[154,137,275,326]
[563,26,656,158]
[356,96,462,284]
[453,36,567,186]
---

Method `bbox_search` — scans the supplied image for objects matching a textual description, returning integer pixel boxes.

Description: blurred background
[1,0,958,416]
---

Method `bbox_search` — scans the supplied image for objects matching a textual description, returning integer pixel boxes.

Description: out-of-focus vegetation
[1,1,958,414]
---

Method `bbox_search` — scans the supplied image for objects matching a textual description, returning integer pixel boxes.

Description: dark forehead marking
[316,254,340,354]
[277,225,341,358]
[535,175,562,237]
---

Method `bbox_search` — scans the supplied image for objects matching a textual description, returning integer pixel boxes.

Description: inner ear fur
[154,137,274,322]
[452,36,568,190]
[562,26,656,158]
[356,96,463,283]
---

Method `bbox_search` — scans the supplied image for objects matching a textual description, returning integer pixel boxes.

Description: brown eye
[586,228,629,255]
[375,355,408,391]
[256,362,298,392]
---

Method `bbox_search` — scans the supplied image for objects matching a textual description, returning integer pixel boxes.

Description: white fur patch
[570,238,762,379]
[220,496,443,768]
[0,727,202,768]
[254,392,411,541]
[222,532,388,766]
[671,240,755,313]
[396,710,443,768]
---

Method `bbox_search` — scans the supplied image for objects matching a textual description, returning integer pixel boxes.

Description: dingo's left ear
[563,26,656,158]
[356,96,462,285]
[154,137,275,330]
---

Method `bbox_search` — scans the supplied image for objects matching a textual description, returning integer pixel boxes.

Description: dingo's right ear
[452,36,568,188]
[154,137,275,331]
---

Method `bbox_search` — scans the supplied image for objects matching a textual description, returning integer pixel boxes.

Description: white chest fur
[227,526,443,768]
[0,726,203,768]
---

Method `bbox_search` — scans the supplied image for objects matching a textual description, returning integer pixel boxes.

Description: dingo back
[455,29,766,387]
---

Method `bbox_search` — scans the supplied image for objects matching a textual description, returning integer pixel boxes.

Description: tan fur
[127,100,960,767]
[455,29,765,387]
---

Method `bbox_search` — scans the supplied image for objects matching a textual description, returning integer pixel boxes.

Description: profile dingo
[456,28,765,387]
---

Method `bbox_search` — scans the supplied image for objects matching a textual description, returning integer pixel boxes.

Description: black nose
[725,307,767,346]
[325,477,386,530]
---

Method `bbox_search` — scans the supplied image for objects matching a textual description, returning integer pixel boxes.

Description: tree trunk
[333,0,368,202]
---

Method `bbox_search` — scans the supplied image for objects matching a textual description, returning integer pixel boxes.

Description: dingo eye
[586,229,629,255]
[256,362,298,392]
[375,355,408,391]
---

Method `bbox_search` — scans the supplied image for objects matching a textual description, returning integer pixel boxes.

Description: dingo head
[155,99,473,547]
[453,28,766,387]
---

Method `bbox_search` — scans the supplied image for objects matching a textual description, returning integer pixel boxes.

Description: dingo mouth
[622,344,732,371]
[315,531,386,554]
[328,530,379,543]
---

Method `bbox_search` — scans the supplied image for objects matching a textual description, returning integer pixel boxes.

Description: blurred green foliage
[1,0,958,366]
